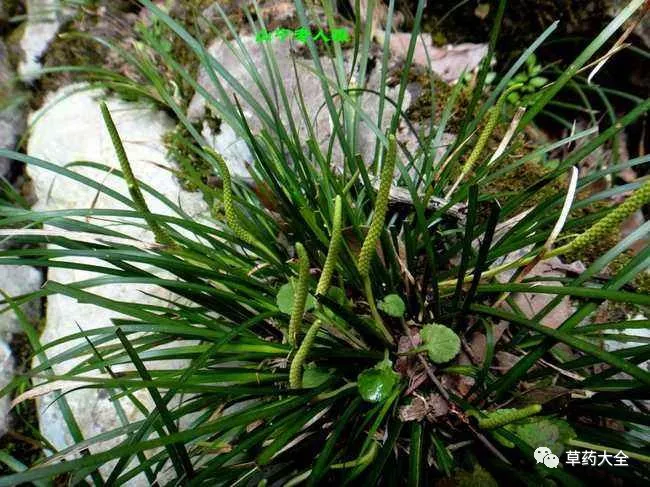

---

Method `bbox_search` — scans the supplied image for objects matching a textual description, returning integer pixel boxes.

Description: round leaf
[276,281,315,315]
[512,418,576,456]
[326,286,348,306]
[302,364,332,388]
[357,360,399,403]
[526,53,537,68]
[420,324,461,364]
[507,91,520,104]
[513,72,528,83]
[378,294,406,317]
[529,76,549,88]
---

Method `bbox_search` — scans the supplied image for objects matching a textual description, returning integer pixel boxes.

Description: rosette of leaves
[1,0,649,486]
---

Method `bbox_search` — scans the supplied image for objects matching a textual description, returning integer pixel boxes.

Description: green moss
[32,0,140,109]
[5,20,26,68]
[636,272,650,295]
[486,157,565,208]
[437,465,499,487]
[403,69,473,132]
[163,123,214,192]
[431,31,447,47]
[607,251,650,294]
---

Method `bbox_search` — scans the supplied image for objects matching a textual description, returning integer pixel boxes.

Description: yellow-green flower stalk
[289,319,322,388]
[100,103,174,247]
[559,177,650,256]
[438,178,650,291]
[205,147,257,246]
[469,404,542,429]
[358,135,397,278]
[446,83,523,198]
[288,242,310,346]
[316,195,344,296]
[289,197,343,386]
[357,135,397,344]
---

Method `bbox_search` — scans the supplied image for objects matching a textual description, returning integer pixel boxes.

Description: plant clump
[1,1,649,486]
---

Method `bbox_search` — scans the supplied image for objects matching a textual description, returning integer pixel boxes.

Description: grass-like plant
[1,0,649,485]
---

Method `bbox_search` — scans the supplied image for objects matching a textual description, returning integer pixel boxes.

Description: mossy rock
[33,0,140,109]
[164,122,215,193]
[487,155,566,205]
[400,65,474,132]
[5,20,26,68]
[607,250,650,294]
[436,465,499,487]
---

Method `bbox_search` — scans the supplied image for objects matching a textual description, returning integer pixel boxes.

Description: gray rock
[0,339,14,437]
[18,0,75,82]
[189,34,484,181]
[0,265,42,340]
[26,84,207,485]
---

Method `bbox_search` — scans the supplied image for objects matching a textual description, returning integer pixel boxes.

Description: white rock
[27,84,208,484]
[0,340,14,437]
[0,265,42,340]
[19,0,74,82]
[201,118,253,179]
[189,35,375,179]
[28,85,207,218]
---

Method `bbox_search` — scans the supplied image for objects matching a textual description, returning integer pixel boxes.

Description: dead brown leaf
[474,3,490,19]
[398,393,448,422]
[494,351,521,373]
[508,257,576,329]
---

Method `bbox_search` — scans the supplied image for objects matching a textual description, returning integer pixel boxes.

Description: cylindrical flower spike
[289,319,322,388]
[457,83,524,181]
[358,135,397,278]
[100,103,174,247]
[470,404,542,429]
[316,195,344,296]
[288,242,310,346]
[565,178,650,255]
[205,147,256,246]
